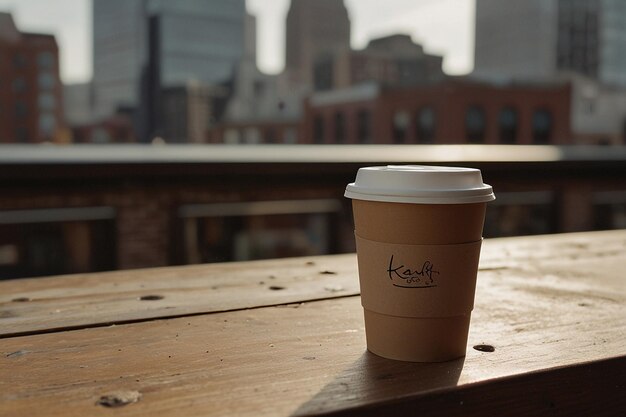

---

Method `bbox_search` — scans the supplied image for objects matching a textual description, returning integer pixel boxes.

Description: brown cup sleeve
[355,234,482,317]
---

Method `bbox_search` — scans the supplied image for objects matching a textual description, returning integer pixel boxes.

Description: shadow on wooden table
[291,351,464,416]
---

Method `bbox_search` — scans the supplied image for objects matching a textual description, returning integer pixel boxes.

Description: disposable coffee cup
[345,165,495,362]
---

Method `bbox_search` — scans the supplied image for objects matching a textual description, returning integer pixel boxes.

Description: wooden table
[1,231,625,416]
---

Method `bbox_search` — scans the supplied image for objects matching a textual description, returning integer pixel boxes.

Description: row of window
[13,94,57,117]
[556,3,600,77]
[10,121,55,139]
[3,51,55,70]
[313,106,554,144]
[313,110,374,144]
[11,72,56,93]
[392,108,437,143]
[4,113,57,142]
[397,106,553,144]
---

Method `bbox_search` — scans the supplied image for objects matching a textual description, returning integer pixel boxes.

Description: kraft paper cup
[345,165,495,362]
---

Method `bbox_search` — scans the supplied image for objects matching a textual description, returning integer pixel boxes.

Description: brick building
[314,34,444,91]
[71,114,137,144]
[0,13,65,143]
[1,145,625,279]
[301,79,572,145]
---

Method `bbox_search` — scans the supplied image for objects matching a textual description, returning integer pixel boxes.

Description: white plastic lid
[344,165,495,204]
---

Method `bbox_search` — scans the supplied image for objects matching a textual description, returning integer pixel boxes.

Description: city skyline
[0,0,475,84]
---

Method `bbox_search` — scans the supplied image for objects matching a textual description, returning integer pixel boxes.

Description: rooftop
[0,12,57,45]
[0,12,20,43]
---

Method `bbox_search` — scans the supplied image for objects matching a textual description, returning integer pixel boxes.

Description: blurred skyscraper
[474,0,626,144]
[285,0,351,88]
[92,0,249,141]
[0,13,65,143]
[474,0,626,87]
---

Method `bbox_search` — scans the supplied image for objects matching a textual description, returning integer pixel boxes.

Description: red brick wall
[301,99,379,144]
[303,81,572,144]
[0,33,64,143]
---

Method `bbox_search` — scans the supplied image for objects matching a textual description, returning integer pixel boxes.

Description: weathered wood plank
[0,255,359,337]
[1,230,624,337]
[1,235,625,416]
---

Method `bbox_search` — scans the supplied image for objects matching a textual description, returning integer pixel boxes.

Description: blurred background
[0,0,625,279]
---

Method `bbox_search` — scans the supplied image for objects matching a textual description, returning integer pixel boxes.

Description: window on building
[13,53,26,68]
[334,111,346,143]
[498,106,518,143]
[556,2,599,78]
[37,52,55,70]
[313,115,325,144]
[15,101,28,118]
[392,110,410,143]
[356,110,372,143]
[39,113,56,137]
[532,109,553,144]
[12,77,26,93]
[38,72,55,90]
[313,55,334,91]
[38,93,56,111]
[465,106,486,143]
[416,106,435,143]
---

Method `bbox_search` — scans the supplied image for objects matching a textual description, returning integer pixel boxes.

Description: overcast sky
[0,0,475,84]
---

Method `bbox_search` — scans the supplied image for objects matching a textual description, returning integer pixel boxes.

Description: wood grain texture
[0,255,359,337]
[2,230,624,338]
[1,230,625,416]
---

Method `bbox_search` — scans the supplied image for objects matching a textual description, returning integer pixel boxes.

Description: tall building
[92,0,248,141]
[0,13,65,143]
[92,0,146,121]
[64,82,93,127]
[474,0,626,144]
[313,34,444,91]
[160,82,230,143]
[285,0,351,87]
[474,0,626,87]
